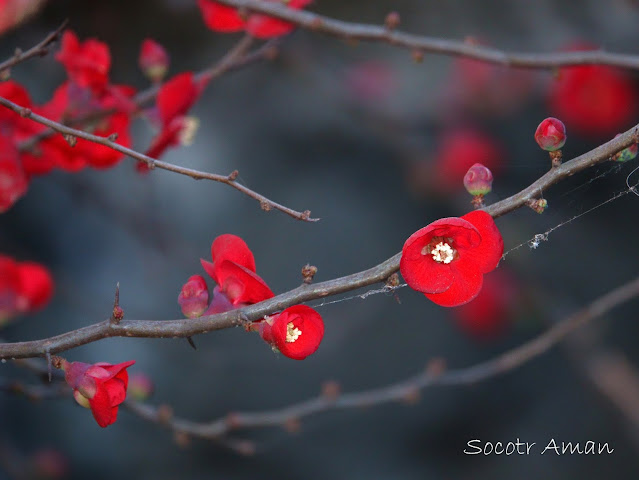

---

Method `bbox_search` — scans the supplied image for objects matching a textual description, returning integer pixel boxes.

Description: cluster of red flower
[179,234,325,360]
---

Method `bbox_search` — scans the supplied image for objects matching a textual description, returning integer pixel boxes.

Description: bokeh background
[2,0,639,478]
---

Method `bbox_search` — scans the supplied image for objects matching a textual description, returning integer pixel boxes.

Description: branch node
[63,134,77,147]
[283,417,302,434]
[301,210,312,220]
[13,47,23,57]
[107,133,118,142]
[301,264,318,284]
[549,149,562,168]
[156,405,174,424]
[384,11,401,30]
[411,49,425,63]
[260,200,273,212]
[385,273,400,289]
[227,169,239,181]
[526,198,548,214]
[321,380,341,401]
[19,107,31,118]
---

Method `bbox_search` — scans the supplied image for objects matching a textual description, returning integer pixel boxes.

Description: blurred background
[1,0,639,478]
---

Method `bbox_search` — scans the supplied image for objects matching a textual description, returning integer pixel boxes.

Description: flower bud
[463,163,493,196]
[17,261,54,312]
[178,275,209,318]
[139,39,169,83]
[534,117,566,151]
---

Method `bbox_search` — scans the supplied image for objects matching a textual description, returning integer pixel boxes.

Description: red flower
[432,128,504,194]
[548,44,637,137]
[400,210,504,307]
[16,261,54,311]
[178,274,209,318]
[139,39,169,83]
[198,0,311,39]
[63,359,135,428]
[55,31,111,93]
[259,305,324,360]
[157,72,207,127]
[200,234,274,308]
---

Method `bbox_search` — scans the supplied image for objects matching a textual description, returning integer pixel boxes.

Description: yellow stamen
[286,322,302,343]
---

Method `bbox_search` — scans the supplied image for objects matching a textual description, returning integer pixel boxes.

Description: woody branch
[0,124,636,359]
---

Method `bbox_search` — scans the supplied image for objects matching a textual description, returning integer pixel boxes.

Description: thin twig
[0,124,635,359]
[0,96,317,222]
[0,20,68,76]
[215,0,639,70]
[122,274,639,440]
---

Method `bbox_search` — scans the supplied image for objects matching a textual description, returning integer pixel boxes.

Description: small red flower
[139,39,169,83]
[548,44,637,137]
[400,210,504,307]
[198,0,311,39]
[16,261,54,311]
[534,117,566,151]
[55,31,111,93]
[156,72,207,127]
[259,305,324,360]
[200,234,274,307]
[63,359,135,428]
[178,274,209,318]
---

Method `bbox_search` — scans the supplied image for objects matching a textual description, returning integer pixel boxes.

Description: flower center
[421,237,457,264]
[286,322,302,343]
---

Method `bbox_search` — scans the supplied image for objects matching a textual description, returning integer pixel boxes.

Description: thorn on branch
[301,264,318,284]
[110,283,124,324]
[186,336,197,350]
[301,210,312,221]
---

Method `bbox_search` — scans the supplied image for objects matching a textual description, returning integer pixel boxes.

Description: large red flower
[198,0,312,39]
[259,305,324,360]
[400,210,503,307]
[199,234,274,311]
[63,360,135,428]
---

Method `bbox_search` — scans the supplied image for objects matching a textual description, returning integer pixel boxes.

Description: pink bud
[178,275,209,318]
[463,163,493,196]
[534,117,566,151]
[139,39,169,83]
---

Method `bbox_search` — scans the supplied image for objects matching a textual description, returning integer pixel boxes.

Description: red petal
[88,386,117,428]
[198,0,246,32]
[424,262,484,307]
[460,210,503,273]
[16,261,53,311]
[157,72,200,126]
[246,0,311,38]
[210,234,256,272]
[214,260,274,305]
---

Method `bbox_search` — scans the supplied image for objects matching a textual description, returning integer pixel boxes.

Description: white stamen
[431,242,455,264]
[286,322,302,343]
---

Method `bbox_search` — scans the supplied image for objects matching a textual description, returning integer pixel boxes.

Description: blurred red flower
[548,44,637,137]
